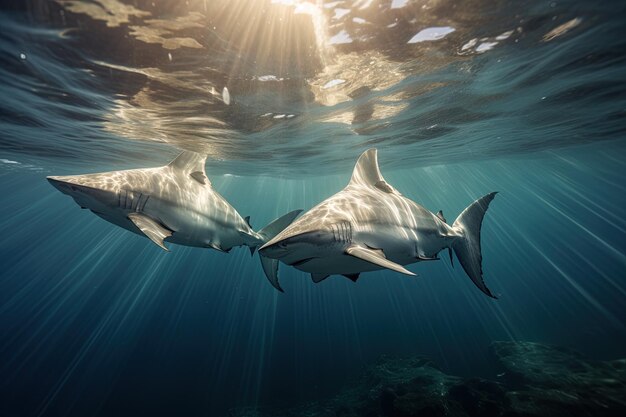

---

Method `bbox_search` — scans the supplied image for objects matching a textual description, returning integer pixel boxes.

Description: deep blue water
[1,1,625,416]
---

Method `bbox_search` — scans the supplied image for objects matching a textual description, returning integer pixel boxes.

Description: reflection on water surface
[1,0,624,175]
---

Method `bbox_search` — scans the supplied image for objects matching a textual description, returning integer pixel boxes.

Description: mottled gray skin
[47,152,263,251]
[260,149,497,297]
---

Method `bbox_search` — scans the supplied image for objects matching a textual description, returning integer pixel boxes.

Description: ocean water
[1,1,625,416]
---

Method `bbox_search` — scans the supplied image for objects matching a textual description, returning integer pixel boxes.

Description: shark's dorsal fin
[349,149,399,194]
[345,245,415,276]
[128,212,172,251]
[168,151,210,185]
[436,210,447,223]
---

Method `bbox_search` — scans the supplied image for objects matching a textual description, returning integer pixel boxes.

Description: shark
[259,149,498,297]
[47,151,301,289]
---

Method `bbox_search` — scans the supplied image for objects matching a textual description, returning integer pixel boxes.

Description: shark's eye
[278,241,288,248]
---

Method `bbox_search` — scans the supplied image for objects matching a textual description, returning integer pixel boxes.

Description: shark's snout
[46,176,61,185]
[258,226,340,265]
[258,240,288,259]
[47,176,71,193]
[47,175,108,212]
[259,239,280,252]
[47,175,92,192]
[258,227,295,254]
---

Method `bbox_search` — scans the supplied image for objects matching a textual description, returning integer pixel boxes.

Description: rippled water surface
[2,0,625,175]
[0,1,625,416]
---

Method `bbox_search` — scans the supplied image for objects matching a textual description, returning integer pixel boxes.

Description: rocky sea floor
[230,342,626,417]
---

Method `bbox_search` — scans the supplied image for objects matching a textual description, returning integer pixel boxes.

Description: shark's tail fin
[255,210,302,292]
[451,192,498,298]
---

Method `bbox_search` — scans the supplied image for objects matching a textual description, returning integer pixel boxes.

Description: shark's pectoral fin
[311,273,329,283]
[342,273,360,282]
[128,213,172,251]
[345,245,415,276]
[260,257,283,292]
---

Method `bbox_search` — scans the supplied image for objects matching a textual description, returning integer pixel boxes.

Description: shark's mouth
[287,257,317,267]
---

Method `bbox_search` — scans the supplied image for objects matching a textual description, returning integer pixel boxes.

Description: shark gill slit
[344,221,352,244]
[332,221,352,244]
[134,193,142,211]
[134,193,145,211]
[140,195,149,212]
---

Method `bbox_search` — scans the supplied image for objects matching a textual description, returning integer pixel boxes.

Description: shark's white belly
[94,184,251,250]
[292,224,450,275]
[148,199,249,250]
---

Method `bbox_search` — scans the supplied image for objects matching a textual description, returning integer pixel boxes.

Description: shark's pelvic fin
[311,273,329,283]
[342,273,360,282]
[128,212,172,251]
[345,245,415,276]
[349,149,400,194]
[168,151,211,186]
[207,242,229,253]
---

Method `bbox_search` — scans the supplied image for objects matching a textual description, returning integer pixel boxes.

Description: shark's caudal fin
[451,192,498,299]
[256,210,303,292]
